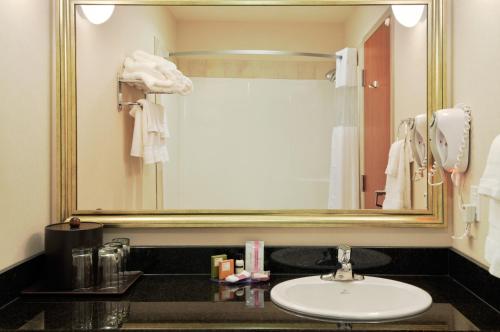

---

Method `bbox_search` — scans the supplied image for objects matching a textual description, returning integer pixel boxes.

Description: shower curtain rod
[168,49,341,60]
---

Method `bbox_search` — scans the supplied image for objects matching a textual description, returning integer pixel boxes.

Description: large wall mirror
[57,0,445,227]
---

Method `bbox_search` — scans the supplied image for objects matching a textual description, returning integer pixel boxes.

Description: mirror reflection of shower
[325,68,336,82]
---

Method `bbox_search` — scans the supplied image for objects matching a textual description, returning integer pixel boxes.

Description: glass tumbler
[104,242,125,282]
[111,238,130,273]
[98,246,120,289]
[72,248,94,290]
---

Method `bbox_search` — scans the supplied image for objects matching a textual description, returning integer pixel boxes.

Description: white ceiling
[168,6,357,24]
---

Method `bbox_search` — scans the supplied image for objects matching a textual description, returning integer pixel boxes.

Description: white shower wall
[163,77,337,210]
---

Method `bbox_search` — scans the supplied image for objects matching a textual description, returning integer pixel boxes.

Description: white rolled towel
[122,50,193,95]
[479,135,500,200]
[123,57,162,79]
[485,201,500,278]
[122,57,175,90]
[479,134,500,278]
[132,50,177,71]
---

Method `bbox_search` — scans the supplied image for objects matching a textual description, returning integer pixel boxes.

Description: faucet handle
[337,244,351,264]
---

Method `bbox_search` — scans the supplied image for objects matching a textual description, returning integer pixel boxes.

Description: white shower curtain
[328,86,360,209]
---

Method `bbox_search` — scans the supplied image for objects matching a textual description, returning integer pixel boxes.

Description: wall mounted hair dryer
[428,104,471,187]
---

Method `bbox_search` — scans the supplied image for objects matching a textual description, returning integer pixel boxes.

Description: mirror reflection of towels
[383,140,412,210]
[129,99,169,164]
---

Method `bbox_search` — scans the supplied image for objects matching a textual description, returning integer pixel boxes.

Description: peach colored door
[363,22,391,209]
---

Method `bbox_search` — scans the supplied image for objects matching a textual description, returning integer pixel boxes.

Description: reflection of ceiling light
[79,5,115,25]
[391,5,425,28]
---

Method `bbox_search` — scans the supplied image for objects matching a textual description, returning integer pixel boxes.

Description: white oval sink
[271,276,432,321]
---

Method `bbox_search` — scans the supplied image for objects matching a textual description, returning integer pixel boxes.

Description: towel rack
[117,76,173,111]
[168,49,342,60]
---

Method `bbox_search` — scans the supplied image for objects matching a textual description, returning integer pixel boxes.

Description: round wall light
[391,5,425,28]
[79,5,115,25]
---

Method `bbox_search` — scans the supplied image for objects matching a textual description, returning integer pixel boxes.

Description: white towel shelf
[117,77,173,111]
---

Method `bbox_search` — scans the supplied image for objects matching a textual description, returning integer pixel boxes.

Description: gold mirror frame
[56,0,447,228]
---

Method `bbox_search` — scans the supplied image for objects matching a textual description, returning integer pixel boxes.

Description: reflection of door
[363,22,391,209]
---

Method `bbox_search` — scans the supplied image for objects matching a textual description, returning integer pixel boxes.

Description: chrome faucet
[321,245,364,281]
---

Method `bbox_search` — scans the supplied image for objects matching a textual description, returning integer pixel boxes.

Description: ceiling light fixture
[79,5,115,25]
[391,5,425,28]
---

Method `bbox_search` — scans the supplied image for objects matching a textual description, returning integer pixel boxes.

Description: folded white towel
[478,134,500,278]
[129,99,169,164]
[123,57,163,79]
[121,50,193,95]
[485,200,500,278]
[122,70,175,90]
[123,57,175,90]
[479,135,500,201]
[132,50,177,71]
[145,79,193,96]
[383,140,412,209]
[335,48,357,88]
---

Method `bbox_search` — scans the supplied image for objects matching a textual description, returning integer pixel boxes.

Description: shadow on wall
[25,233,43,260]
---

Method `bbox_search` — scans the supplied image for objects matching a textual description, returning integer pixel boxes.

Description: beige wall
[344,6,389,48]
[177,20,344,55]
[105,227,452,247]
[175,20,344,78]
[451,0,500,266]
[0,0,52,271]
[76,6,177,210]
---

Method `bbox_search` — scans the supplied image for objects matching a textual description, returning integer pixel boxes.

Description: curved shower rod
[168,49,341,60]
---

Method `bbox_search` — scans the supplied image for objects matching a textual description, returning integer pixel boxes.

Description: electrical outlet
[470,185,480,221]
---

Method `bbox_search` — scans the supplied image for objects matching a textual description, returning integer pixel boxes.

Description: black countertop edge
[0,254,44,309]
[449,249,500,312]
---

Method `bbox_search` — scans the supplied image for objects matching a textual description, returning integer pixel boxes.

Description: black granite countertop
[0,274,499,331]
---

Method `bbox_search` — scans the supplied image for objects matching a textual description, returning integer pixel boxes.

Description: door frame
[359,9,393,209]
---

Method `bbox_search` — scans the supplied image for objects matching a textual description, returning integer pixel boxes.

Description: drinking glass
[104,242,125,282]
[111,238,130,273]
[98,246,120,289]
[72,248,94,290]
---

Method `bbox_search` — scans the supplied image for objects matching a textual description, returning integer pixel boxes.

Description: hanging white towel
[328,126,360,209]
[385,140,402,177]
[144,100,170,139]
[129,100,169,164]
[335,48,357,88]
[383,140,412,209]
[478,134,500,278]
[129,105,144,159]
